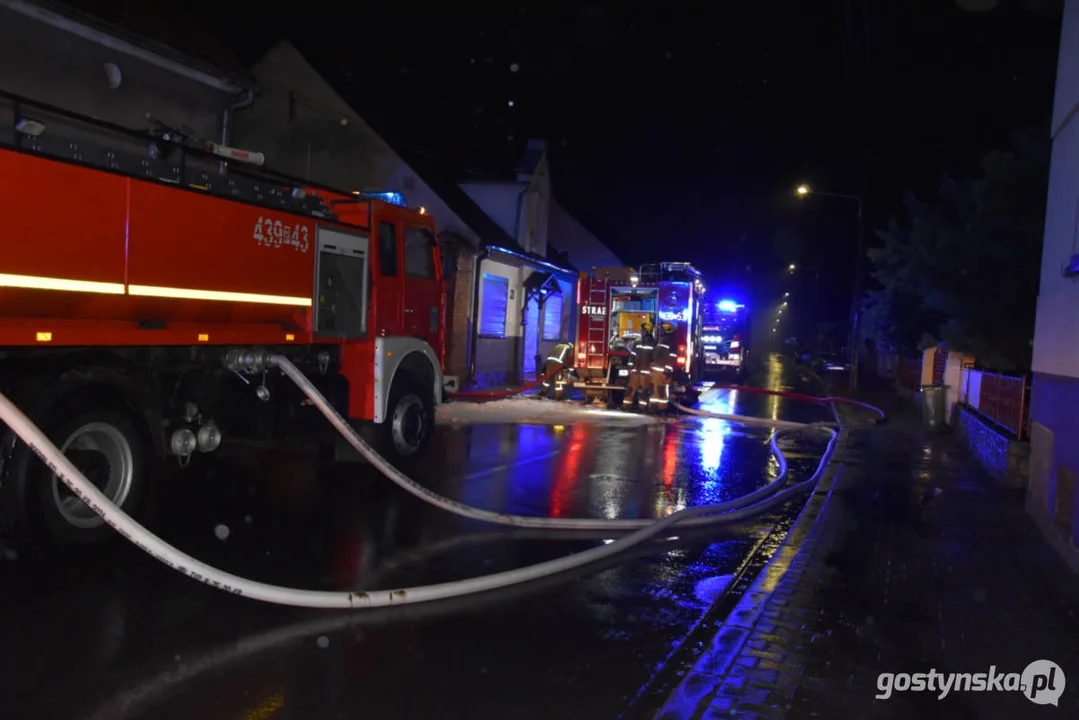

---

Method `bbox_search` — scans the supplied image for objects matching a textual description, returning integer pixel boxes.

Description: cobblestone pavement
[653,375,1079,719]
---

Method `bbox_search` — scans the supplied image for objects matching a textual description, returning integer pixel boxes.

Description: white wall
[460,150,550,258]
[1033,1,1079,379]
[460,182,525,244]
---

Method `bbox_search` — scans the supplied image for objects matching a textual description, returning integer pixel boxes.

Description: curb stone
[652,424,852,719]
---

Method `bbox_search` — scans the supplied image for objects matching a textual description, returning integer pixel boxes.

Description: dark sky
[181,0,1062,316]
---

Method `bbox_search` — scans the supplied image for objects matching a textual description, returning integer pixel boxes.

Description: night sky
[180,0,1061,317]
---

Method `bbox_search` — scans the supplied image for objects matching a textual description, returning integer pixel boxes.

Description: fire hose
[700,383,887,423]
[0,355,859,609]
[447,363,565,400]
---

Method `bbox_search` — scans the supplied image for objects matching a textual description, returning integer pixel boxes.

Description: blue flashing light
[717,300,744,313]
[361,191,407,207]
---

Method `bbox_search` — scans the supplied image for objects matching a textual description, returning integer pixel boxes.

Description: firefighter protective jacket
[548,342,574,365]
[653,336,673,372]
[631,332,657,371]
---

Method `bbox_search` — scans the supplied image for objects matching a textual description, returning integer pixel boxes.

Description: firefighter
[542,340,575,399]
[650,322,675,412]
[622,321,656,411]
[607,335,630,386]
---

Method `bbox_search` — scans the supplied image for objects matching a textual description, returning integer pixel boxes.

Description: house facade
[1029,0,1079,569]
[234,41,584,386]
[460,144,583,384]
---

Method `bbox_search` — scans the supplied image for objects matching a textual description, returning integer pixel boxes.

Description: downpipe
[0,356,848,610]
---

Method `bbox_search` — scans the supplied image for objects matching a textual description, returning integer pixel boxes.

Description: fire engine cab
[0,90,449,545]
[571,262,705,405]
[702,299,749,379]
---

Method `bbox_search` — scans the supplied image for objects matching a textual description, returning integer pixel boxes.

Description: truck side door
[375,219,403,334]
[402,225,442,352]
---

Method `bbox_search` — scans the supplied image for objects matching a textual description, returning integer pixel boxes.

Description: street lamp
[793,182,866,393]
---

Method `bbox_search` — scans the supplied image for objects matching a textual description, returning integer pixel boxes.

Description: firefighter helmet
[641,320,655,334]
[659,321,674,335]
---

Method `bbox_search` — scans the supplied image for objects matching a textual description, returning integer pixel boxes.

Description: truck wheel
[378,374,434,469]
[16,410,148,545]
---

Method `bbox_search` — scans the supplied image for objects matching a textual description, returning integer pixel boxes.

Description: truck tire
[11,409,149,546]
[378,373,434,470]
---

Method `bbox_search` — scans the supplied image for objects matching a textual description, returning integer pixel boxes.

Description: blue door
[524,296,540,376]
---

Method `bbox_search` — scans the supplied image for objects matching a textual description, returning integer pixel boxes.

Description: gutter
[487,245,576,277]
[218,88,257,172]
[468,246,494,383]
[513,185,529,251]
[0,0,247,94]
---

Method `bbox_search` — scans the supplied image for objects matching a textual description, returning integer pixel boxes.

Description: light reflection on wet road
[0,361,837,720]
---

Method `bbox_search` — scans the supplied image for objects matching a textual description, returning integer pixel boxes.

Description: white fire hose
[0,356,838,609]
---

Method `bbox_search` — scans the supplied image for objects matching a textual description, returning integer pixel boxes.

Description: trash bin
[919,384,948,430]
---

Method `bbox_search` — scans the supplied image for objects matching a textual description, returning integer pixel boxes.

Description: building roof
[303,52,575,275]
[47,0,252,85]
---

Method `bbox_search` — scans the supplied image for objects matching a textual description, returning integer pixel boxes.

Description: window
[404,226,437,279]
[480,273,509,338]
[378,221,398,276]
[542,293,563,341]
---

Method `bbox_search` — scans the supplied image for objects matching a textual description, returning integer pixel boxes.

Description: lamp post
[795,184,866,394]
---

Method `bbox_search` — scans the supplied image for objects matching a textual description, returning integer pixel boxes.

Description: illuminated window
[480,273,509,338]
[542,293,563,341]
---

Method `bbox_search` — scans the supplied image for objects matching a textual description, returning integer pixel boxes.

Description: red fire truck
[570,262,705,406]
[0,90,449,544]
[702,300,749,379]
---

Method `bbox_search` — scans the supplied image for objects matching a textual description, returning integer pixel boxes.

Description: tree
[864,127,1048,371]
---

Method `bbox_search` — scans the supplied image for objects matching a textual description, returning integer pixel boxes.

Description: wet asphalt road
[0,358,837,720]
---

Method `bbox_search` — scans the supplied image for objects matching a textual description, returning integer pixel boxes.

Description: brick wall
[445,247,475,380]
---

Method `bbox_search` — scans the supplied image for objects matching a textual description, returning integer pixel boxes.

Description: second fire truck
[569,262,705,407]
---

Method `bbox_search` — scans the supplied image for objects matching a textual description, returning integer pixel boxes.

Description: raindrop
[507,135,514,141]
[214,524,230,541]
[470,58,476,64]
[174,654,182,661]
[664,51,674,61]
[244,515,253,524]
[510,62,520,73]
[507,100,515,107]
[316,635,330,648]
[762,78,769,84]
